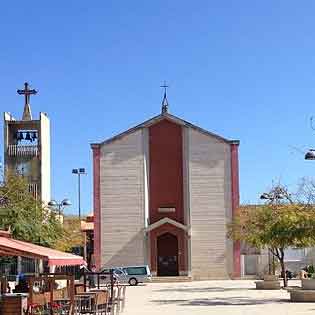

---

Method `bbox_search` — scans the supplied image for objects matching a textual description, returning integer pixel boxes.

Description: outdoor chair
[120,286,127,312]
[29,292,48,315]
[74,294,92,314]
[75,283,85,294]
[94,290,109,315]
[110,285,123,315]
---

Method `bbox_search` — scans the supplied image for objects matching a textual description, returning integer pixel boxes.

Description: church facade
[91,102,240,279]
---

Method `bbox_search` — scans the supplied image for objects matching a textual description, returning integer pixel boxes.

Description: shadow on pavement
[151,296,289,306]
[155,287,256,293]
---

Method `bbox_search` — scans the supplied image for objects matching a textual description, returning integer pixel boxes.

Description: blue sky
[1,1,315,214]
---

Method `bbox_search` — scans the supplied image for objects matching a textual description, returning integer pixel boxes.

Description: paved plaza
[124,280,315,315]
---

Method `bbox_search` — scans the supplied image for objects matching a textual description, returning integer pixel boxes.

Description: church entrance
[157,233,179,276]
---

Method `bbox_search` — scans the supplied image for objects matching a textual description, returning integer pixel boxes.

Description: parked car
[101,265,152,286]
[99,268,127,285]
[121,265,152,286]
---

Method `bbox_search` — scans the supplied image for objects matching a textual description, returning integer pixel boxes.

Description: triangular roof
[91,112,239,147]
[145,217,189,232]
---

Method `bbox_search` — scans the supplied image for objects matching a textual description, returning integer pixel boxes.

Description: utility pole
[72,168,86,218]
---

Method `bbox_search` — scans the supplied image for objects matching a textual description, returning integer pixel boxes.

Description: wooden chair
[29,292,47,314]
[94,290,109,314]
[31,292,47,306]
[75,283,85,294]
[53,288,65,300]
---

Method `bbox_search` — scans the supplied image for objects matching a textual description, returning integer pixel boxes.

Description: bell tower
[3,82,51,204]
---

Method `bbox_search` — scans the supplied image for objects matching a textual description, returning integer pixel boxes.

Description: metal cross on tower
[160,81,169,95]
[17,82,38,107]
[160,81,169,114]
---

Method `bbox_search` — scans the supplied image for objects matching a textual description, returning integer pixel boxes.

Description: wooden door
[157,233,179,276]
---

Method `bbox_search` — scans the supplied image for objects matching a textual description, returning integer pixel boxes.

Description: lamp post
[48,199,72,217]
[72,168,86,219]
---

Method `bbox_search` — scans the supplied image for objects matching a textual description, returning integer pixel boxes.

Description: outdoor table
[89,288,108,292]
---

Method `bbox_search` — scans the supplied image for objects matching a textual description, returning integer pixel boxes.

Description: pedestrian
[89,264,97,288]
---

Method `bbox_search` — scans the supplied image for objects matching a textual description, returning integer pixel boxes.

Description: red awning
[0,235,86,266]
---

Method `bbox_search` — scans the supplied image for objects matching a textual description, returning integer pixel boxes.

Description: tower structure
[3,82,51,203]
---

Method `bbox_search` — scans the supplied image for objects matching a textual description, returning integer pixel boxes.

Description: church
[91,92,240,279]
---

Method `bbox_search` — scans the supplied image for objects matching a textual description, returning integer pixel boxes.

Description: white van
[121,265,152,286]
[100,265,152,286]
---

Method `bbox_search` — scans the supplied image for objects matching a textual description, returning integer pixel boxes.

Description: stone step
[152,276,192,283]
[240,275,258,280]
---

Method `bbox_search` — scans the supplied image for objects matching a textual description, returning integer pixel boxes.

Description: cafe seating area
[0,272,127,315]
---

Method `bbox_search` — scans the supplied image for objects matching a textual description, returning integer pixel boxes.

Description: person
[7,282,11,293]
[13,273,29,293]
[89,265,97,288]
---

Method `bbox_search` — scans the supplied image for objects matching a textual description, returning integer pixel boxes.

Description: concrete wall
[3,112,15,175]
[40,112,51,204]
[188,128,232,279]
[100,130,146,268]
[182,127,192,276]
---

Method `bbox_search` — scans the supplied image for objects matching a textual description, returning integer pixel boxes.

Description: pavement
[123,280,315,315]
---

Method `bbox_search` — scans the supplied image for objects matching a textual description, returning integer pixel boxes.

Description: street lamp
[260,193,272,200]
[260,186,285,202]
[72,168,86,218]
[305,149,315,160]
[48,199,72,217]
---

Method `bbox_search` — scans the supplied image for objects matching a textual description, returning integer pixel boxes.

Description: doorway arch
[157,233,179,276]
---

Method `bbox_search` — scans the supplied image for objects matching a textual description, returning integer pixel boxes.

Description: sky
[1,1,315,214]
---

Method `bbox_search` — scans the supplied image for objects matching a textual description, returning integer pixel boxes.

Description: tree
[0,173,64,248]
[53,216,84,252]
[228,185,315,287]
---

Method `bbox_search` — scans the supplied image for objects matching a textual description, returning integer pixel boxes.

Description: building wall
[99,130,146,268]
[149,119,184,224]
[40,112,51,204]
[188,129,232,279]
[92,145,101,269]
[182,127,192,275]
[3,113,11,175]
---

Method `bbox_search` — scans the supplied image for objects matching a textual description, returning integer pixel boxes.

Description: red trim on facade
[148,119,184,224]
[92,144,101,270]
[149,223,188,274]
[231,143,241,277]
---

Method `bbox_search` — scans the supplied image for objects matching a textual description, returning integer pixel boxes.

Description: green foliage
[0,173,64,248]
[308,265,315,274]
[228,203,315,251]
[53,217,84,252]
[228,198,315,286]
